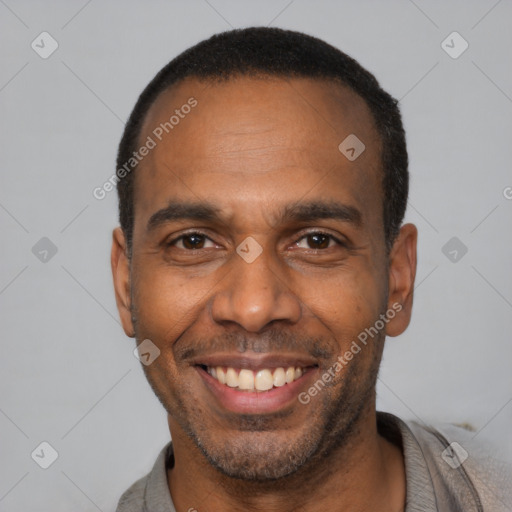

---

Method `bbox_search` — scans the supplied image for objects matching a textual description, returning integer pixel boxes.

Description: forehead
[134,76,383,233]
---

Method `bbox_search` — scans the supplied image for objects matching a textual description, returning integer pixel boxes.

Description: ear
[111,227,135,337]
[386,223,417,337]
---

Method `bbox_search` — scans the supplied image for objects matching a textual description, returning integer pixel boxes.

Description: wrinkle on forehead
[134,76,383,237]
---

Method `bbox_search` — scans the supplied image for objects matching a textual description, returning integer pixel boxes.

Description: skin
[112,76,417,511]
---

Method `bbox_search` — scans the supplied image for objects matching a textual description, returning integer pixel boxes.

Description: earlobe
[111,227,135,337]
[386,223,418,337]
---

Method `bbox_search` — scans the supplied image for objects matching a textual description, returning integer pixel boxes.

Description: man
[112,27,511,511]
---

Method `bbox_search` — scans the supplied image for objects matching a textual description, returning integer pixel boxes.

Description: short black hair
[116,26,408,254]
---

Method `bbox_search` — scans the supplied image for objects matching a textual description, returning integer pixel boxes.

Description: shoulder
[116,475,147,512]
[404,416,512,511]
[115,441,175,512]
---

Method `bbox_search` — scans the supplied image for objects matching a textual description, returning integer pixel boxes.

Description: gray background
[1,0,511,510]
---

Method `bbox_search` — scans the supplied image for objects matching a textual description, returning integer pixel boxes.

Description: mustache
[173,328,336,362]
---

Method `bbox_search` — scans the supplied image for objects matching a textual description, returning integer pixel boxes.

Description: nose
[210,243,302,333]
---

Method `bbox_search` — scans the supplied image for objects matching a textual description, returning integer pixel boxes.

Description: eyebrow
[147,201,221,232]
[280,200,362,227]
[146,199,362,232]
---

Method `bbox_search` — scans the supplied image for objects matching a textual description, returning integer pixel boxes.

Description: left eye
[295,233,340,250]
[170,233,216,250]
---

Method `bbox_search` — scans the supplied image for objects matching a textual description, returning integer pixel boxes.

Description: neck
[166,406,406,512]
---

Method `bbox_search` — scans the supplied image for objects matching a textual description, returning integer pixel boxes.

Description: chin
[186,421,327,482]
[198,436,316,481]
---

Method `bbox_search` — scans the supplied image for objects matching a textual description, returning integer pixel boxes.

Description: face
[112,76,416,481]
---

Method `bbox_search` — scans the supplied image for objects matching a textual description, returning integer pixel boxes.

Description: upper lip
[190,352,318,371]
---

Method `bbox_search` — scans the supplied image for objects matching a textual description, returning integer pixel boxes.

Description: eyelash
[295,232,345,250]
[166,232,216,250]
[166,230,345,251]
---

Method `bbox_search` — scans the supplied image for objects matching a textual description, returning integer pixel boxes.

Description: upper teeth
[207,366,304,391]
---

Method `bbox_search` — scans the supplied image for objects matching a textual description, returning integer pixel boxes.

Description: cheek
[131,265,214,343]
[297,267,385,339]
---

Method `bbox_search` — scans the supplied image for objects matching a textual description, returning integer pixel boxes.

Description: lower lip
[196,366,318,414]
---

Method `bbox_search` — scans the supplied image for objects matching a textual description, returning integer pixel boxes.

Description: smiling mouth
[198,365,313,392]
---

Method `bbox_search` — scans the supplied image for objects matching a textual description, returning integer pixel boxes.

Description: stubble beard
[140,338,382,484]
[131,294,385,483]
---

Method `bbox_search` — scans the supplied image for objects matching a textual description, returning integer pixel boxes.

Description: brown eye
[182,234,205,249]
[308,234,329,249]
[170,233,215,250]
[295,232,339,250]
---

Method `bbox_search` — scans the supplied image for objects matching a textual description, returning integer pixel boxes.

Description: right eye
[167,232,217,250]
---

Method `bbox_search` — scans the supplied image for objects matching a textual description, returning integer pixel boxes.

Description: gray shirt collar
[134,412,438,511]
